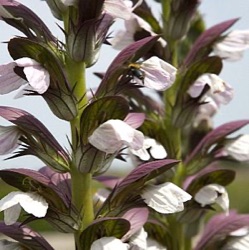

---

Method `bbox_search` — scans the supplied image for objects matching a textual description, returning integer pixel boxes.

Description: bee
[128,63,145,83]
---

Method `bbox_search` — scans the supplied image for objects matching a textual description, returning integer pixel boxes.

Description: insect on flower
[128,63,145,84]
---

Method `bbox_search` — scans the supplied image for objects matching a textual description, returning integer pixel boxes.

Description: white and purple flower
[141,183,192,214]
[130,136,167,161]
[111,11,166,50]
[0,125,21,155]
[132,56,177,91]
[194,184,229,215]
[88,113,145,154]
[0,57,50,96]
[104,0,142,20]
[220,134,249,162]
[213,29,249,61]
[0,191,48,225]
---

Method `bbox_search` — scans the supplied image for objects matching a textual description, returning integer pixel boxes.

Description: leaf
[116,159,179,194]
[0,106,69,169]
[97,160,179,217]
[79,217,130,250]
[81,96,129,144]
[195,211,249,250]
[0,168,69,208]
[0,0,55,41]
[0,222,54,250]
[185,120,249,164]
[177,56,222,95]
[8,37,77,120]
[186,169,236,195]
[122,208,149,240]
[95,36,159,97]
[184,18,238,65]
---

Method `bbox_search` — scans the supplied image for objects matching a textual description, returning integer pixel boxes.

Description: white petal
[18,193,48,218]
[223,134,249,161]
[130,137,167,161]
[93,189,110,203]
[130,147,151,161]
[0,191,23,225]
[23,65,50,94]
[111,30,135,50]
[88,120,144,154]
[194,184,229,214]
[90,237,129,250]
[0,191,48,223]
[0,126,21,154]
[0,62,26,94]
[130,228,148,249]
[230,227,249,237]
[4,205,22,225]
[150,143,167,159]
[188,74,234,105]
[216,192,229,215]
[222,233,249,250]
[0,191,23,211]
[141,183,192,214]
[141,57,176,91]
[214,30,249,61]
[15,57,41,67]
[104,0,133,20]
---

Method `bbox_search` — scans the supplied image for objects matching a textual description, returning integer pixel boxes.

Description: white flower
[0,57,50,95]
[222,134,249,162]
[91,229,167,250]
[141,183,192,214]
[134,56,176,91]
[0,126,21,155]
[213,30,249,61]
[88,119,144,154]
[188,74,233,106]
[90,237,129,250]
[194,184,229,215]
[0,191,48,225]
[130,137,167,161]
[111,13,166,50]
[104,0,142,20]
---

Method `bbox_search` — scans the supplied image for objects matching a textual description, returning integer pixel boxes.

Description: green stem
[71,168,94,229]
[161,0,172,24]
[65,57,93,249]
[66,59,87,147]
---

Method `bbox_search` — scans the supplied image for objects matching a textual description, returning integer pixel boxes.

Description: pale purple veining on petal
[104,0,133,20]
[188,73,234,106]
[88,119,144,154]
[111,12,166,50]
[0,57,49,95]
[0,62,26,94]
[141,183,192,214]
[140,56,177,91]
[213,29,249,61]
[124,113,145,128]
[122,207,149,241]
[0,126,21,155]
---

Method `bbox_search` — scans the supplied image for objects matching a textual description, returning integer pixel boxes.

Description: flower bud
[75,144,114,174]
[67,14,112,66]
